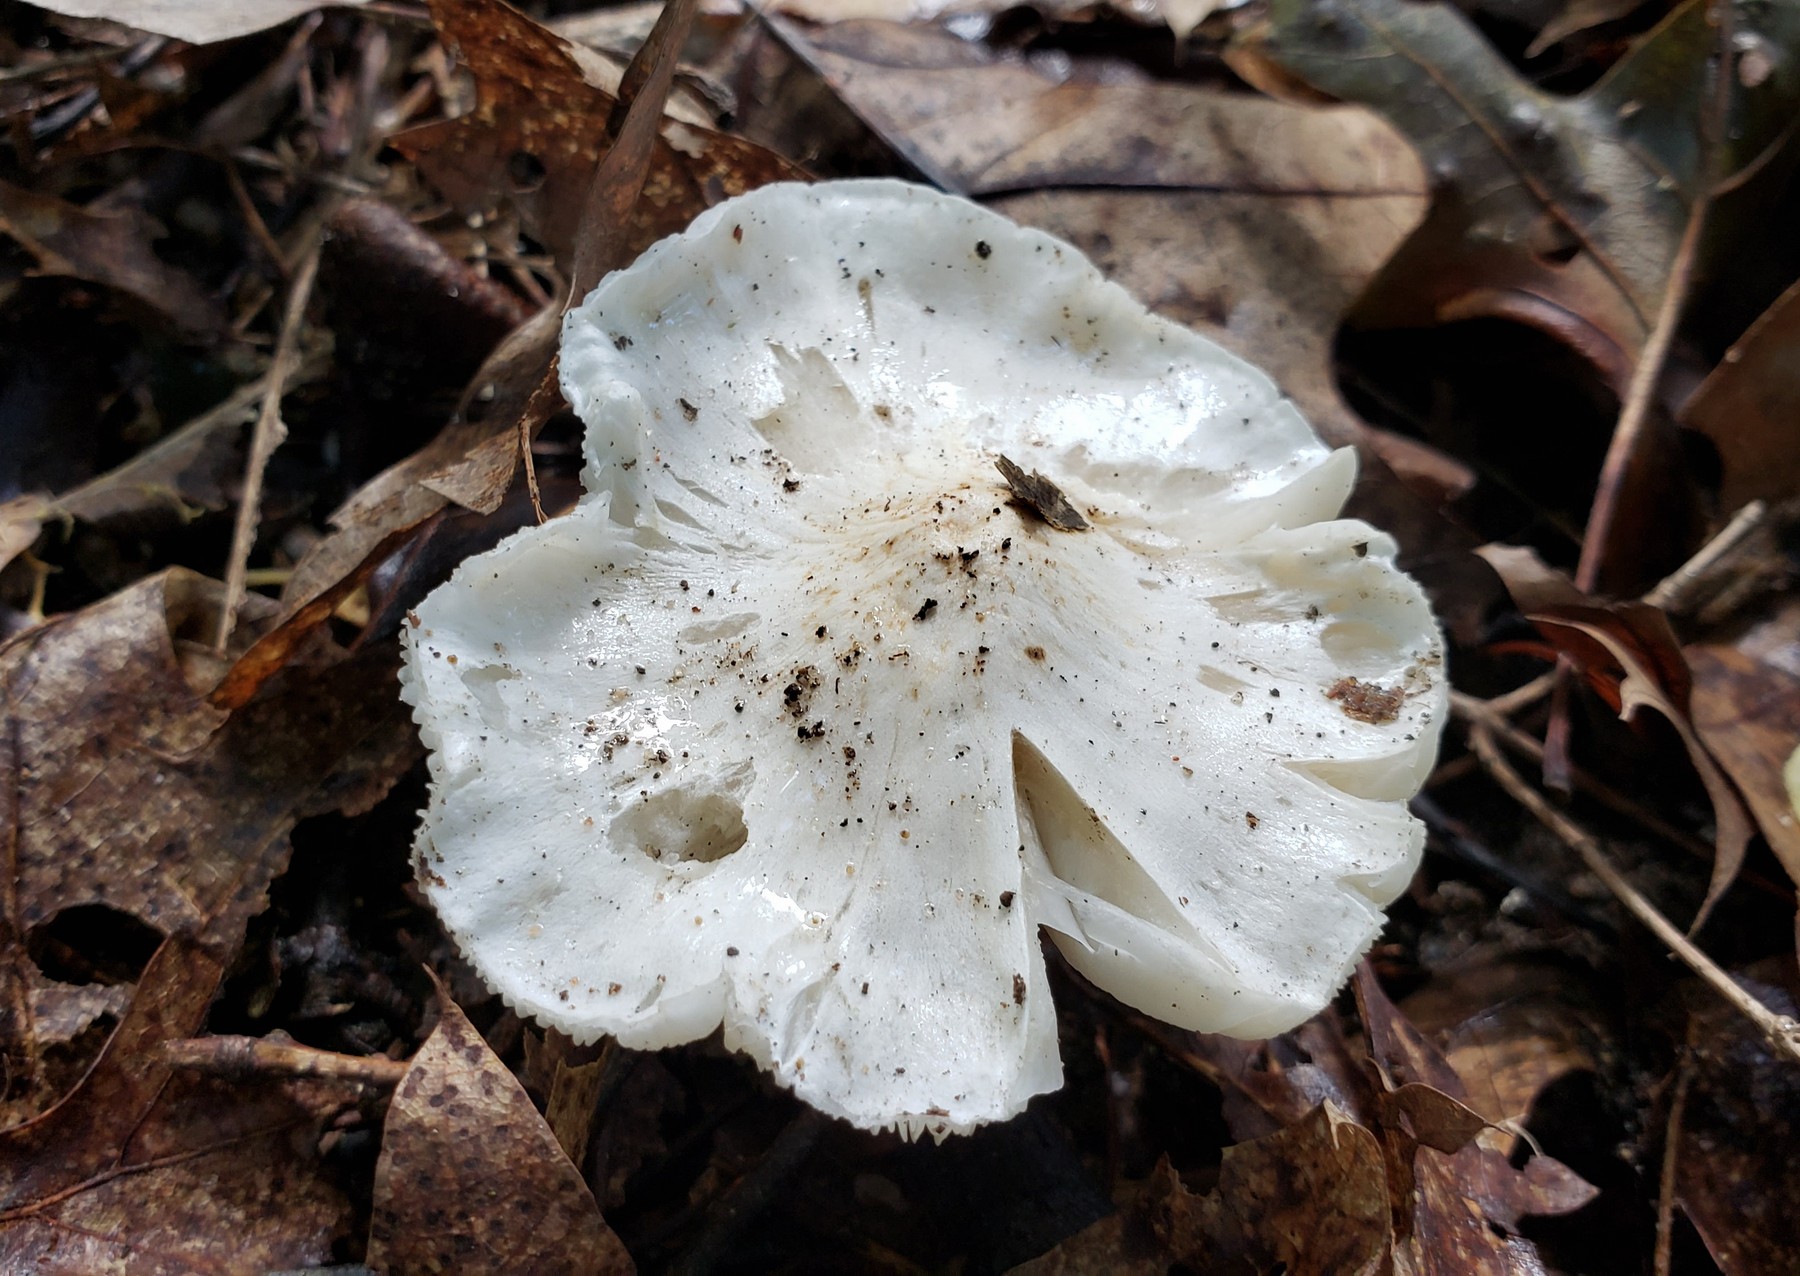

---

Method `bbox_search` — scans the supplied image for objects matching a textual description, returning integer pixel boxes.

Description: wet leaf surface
[1258,0,1800,382]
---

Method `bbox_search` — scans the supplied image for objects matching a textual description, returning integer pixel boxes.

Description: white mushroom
[399,179,1445,1139]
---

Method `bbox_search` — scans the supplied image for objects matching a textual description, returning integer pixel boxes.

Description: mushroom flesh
[400,179,1445,1138]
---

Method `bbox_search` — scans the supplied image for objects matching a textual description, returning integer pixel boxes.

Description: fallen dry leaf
[1671,963,1800,1276]
[0,569,416,1112]
[224,0,800,710]
[1353,967,1598,1274]
[0,178,222,335]
[1682,278,1800,513]
[1687,633,1800,891]
[1479,543,1761,924]
[521,1029,610,1170]
[368,986,634,1275]
[1399,949,1606,1141]
[396,0,803,268]
[0,814,363,1271]
[1164,1104,1392,1275]
[1016,1106,1391,1276]
[1094,969,1593,1275]
[1256,0,1800,390]
[28,0,368,44]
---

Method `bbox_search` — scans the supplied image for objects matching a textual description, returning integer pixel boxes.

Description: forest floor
[1,0,1798,1271]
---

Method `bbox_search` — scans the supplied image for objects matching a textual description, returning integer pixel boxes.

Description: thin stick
[224,162,289,278]
[1653,1058,1693,1276]
[1575,0,1733,594]
[1485,671,1556,720]
[1458,706,1800,1064]
[161,1035,409,1087]
[1476,700,1717,867]
[1644,498,1768,613]
[215,245,321,652]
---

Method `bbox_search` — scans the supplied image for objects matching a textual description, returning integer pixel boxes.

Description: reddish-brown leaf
[1480,543,1760,924]
[395,0,803,269]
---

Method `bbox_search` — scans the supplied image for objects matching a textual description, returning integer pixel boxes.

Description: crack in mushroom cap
[399,179,1446,1139]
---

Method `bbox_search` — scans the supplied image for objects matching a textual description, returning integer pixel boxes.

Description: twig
[161,1035,409,1087]
[223,161,289,278]
[1574,0,1733,594]
[1474,701,1717,868]
[1643,498,1768,613]
[1653,1057,1693,1276]
[1456,701,1800,1064]
[1485,671,1555,719]
[0,45,138,86]
[214,245,321,652]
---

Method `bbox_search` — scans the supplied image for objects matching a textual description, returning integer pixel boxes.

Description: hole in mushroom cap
[613,784,748,865]
[459,663,522,727]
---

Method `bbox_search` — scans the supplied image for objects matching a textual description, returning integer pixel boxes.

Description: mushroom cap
[400,179,1445,1138]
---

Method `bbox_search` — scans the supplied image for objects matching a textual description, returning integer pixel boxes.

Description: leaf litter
[1,0,1799,1270]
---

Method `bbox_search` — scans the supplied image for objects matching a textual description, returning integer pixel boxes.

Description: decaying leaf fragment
[396,0,803,265]
[0,569,416,1114]
[996,455,1090,532]
[0,817,360,1271]
[1256,0,1800,387]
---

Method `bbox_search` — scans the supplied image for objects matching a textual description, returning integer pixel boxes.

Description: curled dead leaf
[1479,543,1761,927]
